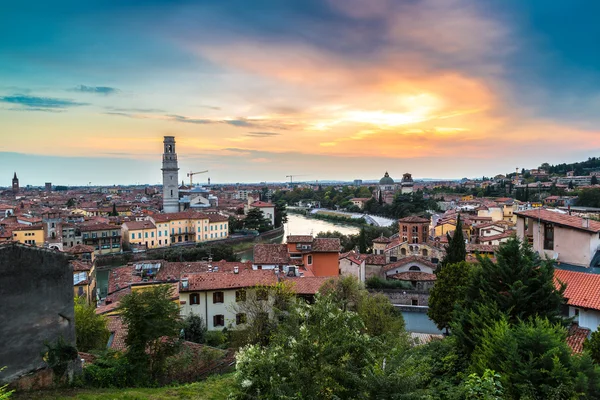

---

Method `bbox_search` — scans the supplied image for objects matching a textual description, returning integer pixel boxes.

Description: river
[238,213,360,261]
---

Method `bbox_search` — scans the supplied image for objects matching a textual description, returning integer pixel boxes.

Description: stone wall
[0,243,75,384]
[369,288,431,307]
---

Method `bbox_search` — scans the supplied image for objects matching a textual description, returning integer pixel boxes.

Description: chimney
[234,266,239,274]
[583,217,590,229]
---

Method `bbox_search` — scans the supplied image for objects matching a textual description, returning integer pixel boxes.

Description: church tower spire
[161,136,179,213]
[12,172,19,193]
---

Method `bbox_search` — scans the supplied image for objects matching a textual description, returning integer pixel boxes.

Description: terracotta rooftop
[65,244,95,254]
[466,244,498,253]
[382,256,437,272]
[122,220,156,230]
[181,269,277,291]
[287,235,313,243]
[151,211,209,223]
[554,269,600,311]
[71,260,92,272]
[480,232,513,242]
[566,324,591,353]
[515,209,600,233]
[398,216,430,223]
[253,244,290,264]
[285,276,332,294]
[207,214,228,222]
[373,236,392,244]
[364,254,387,265]
[250,201,274,207]
[106,315,127,351]
[79,223,119,232]
[312,238,341,252]
[389,271,437,281]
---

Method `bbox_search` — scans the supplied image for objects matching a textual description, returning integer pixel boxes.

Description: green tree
[471,317,600,399]
[592,175,599,185]
[244,208,271,232]
[273,200,288,228]
[233,294,422,399]
[440,214,466,269]
[0,367,14,399]
[109,203,119,217]
[569,180,574,190]
[119,285,182,382]
[74,296,110,352]
[453,237,566,355]
[462,369,504,400]
[182,313,206,344]
[358,227,367,254]
[66,198,76,208]
[585,330,600,364]
[428,261,471,333]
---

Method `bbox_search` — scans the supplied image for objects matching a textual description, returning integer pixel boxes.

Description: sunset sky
[2,0,600,186]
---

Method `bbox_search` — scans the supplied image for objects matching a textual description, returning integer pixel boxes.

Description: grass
[13,373,236,400]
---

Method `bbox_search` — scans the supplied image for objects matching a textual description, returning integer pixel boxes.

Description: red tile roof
[382,256,436,272]
[65,244,95,254]
[312,238,340,252]
[207,214,228,222]
[373,236,392,244]
[554,269,600,310]
[285,276,332,294]
[151,211,209,223]
[181,269,277,291]
[253,244,290,264]
[122,221,156,230]
[250,201,274,208]
[389,271,437,281]
[515,209,600,233]
[365,254,387,265]
[287,235,313,243]
[398,216,430,223]
[71,260,92,272]
[106,315,128,351]
[566,324,591,353]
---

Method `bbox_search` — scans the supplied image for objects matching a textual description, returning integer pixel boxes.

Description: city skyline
[2,0,600,185]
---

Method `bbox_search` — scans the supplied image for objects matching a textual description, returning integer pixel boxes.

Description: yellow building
[434,218,472,241]
[12,225,44,246]
[461,194,474,201]
[148,211,229,246]
[122,220,160,249]
[72,260,96,305]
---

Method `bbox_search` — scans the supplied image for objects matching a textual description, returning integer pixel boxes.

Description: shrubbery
[365,276,413,290]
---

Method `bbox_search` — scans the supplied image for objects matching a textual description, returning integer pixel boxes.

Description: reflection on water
[400,310,443,334]
[239,213,361,261]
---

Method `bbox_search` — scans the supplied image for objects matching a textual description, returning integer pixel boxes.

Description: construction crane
[286,174,308,186]
[187,170,208,186]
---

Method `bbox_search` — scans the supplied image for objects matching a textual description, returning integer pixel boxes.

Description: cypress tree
[358,227,367,254]
[440,214,466,269]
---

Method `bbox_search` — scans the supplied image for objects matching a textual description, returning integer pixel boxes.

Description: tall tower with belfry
[161,136,179,213]
[12,172,19,193]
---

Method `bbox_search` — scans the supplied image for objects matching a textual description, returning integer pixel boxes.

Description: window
[151,232,154,238]
[400,248,406,256]
[236,313,247,325]
[145,232,148,238]
[213,314,225,327]
[138,233,142,239]
[390,256,397,262]
[190,293,200,305]
[402,225,407,232]
[256,288,268,301]
[213,291,224,303]
[422,249,428,257]
[159,231,162,237]
[409,266,421,271]
[411,299,419,306]
[131,233,135,240]
[307,255,313,265]
[236,290,246,302]
[544,223,554,250]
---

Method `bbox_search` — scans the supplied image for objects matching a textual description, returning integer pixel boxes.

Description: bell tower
[12,172,19,193]
[161,136,179,213]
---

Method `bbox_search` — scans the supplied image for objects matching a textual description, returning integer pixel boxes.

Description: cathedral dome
[379,172,395,185]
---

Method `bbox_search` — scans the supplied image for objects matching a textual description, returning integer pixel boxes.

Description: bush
[205,330,229,348]
[42,336,78,384]
[365,276,413,290]
[83,351,137,388]
[182,314,207,344]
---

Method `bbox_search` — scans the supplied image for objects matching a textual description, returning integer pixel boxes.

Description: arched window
[409,266,421,271]
[400,248,407,256]
[422,249,428,257]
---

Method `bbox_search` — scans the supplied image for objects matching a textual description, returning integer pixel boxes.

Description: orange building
[286,235,340,277]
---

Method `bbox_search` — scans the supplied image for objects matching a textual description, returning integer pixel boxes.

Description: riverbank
[288,208,368,227]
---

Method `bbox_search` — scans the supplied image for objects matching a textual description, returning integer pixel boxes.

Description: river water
[238,213,361,261]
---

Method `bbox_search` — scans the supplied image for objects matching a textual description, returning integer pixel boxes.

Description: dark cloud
[71,85,120,95]
[0,94,88,110]
[245,131,280,137]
